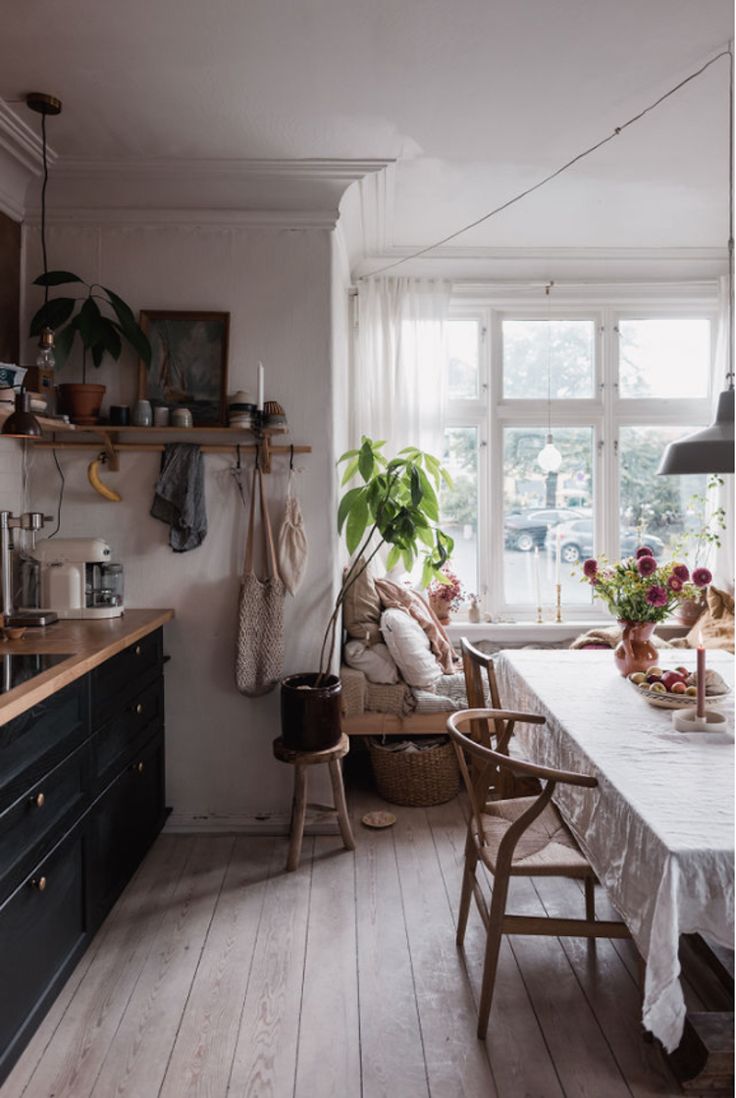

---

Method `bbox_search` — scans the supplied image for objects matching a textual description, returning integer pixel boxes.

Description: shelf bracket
[95,430,119,471]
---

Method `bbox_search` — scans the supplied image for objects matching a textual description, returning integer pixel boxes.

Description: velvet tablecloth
[495,648,734,1053]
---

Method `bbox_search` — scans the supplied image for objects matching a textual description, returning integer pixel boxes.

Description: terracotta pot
[429,594,451,624]
[281,673,342,751]
[613,621,658,677]
[673,596,705,628]
[57,383,106,425]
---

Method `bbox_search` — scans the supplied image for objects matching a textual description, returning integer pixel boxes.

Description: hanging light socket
[26,92,62,116]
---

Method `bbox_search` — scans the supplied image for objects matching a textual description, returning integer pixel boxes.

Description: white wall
[21,219,340,827]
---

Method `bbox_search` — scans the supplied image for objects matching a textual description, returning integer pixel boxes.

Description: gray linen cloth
[150,443,207,552]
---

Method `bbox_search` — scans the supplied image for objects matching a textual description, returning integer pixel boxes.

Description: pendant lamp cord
[40,112,49,308]
[546,281,553,436]
[728,44,734,390]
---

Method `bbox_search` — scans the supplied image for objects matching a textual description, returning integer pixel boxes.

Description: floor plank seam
[157,834,237,1098]
[352,840,365,1098]
[223,837,282,1097]
[85,835,201,1098]
[505,933,569,1098]
[390,817,434,1098]
[290,836,316,1098]
[530,878,637,1098]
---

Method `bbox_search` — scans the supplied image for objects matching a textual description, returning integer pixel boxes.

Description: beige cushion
[374,577,457,674]
[342,555,382,645]
[686,585,735,653]
[480,796,591,876]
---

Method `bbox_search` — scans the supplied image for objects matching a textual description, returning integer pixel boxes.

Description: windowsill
[445,619,689,644]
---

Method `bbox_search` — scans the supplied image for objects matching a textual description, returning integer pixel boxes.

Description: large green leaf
[358,439,374,482]
[385,545,401,572]
[338,448,359,463]
[410,466,423,507]
[337,487,365,534]
[346,495,369,555]
[104,288,152,366]
[52,319,78,368]
[29,296,76,337]
[101,317,122,361]
[77,297,106,354]
[33,270,85,287]
[340,457,360,485]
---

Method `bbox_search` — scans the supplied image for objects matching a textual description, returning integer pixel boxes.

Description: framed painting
[138,311,230,426]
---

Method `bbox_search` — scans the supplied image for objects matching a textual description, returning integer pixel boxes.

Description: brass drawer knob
[134,645,142,656]
[135,761,145,774]
[135,703,144,715]
[31,876,47,892]
[31,791,45,808]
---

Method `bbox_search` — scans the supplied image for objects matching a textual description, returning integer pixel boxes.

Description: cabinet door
[91,629,163,726]
[0,828,86,1080]
[86,731,165,931]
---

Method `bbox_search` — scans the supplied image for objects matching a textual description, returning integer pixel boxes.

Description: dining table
[494,648,734,1057]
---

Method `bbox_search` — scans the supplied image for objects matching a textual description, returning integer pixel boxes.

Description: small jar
[153,405,170,427]
[171,407,193,428]
[109,405,130,426]
[132,399,152,427]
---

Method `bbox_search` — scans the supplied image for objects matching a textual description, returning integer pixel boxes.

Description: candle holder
[536,605,543,624]
[672,707,728,733]
[555,583,563,623]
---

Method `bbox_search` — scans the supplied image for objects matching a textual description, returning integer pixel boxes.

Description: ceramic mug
[171,407,193,428]
[132,399,153,427]
[153,406,170,427]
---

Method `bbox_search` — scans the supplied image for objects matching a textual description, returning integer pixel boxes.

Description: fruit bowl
[627,666,731,710]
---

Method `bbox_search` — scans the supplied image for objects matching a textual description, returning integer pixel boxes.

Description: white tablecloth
[494,649,734,1053]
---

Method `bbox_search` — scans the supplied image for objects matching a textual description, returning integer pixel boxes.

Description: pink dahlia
[672,563,690,581]
[692,567,712,588]
[582,558,598,578]
[668,576,683,592]
[636,545,655,559]
[645,585,668,607]
[637,555,657,577]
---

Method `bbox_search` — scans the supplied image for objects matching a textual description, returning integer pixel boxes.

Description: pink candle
[696,634,706,719]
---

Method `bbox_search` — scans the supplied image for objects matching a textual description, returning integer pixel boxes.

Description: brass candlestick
[555,583,563,623]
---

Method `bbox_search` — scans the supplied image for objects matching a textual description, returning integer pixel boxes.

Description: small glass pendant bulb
[36,326,55,370]
[537,433,562,473]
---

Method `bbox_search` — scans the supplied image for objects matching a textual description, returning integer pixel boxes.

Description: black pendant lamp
[658,49,735,477]
[2,92,62,440]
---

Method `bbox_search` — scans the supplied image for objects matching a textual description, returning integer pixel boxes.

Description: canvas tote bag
[277,469,308,595]
[235,464,286,696]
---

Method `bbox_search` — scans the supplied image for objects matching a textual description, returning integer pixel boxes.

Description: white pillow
[380,609,443,688]
[344,640,400,685]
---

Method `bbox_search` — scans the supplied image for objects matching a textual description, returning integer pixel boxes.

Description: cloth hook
[289,444,294,471]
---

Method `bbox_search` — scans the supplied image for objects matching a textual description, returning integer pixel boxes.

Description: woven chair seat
[479,796,592,877]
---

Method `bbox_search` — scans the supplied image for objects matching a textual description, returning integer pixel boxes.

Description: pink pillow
[374,578,457,674]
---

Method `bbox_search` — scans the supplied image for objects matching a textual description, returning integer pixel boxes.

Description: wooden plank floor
[3,788,687,1098]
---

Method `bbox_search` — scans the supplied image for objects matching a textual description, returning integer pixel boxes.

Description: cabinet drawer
[0,829,85,1072]
[0,680,88,811]
[0,744,88,902]
[87,730,165,930]
[91,628,162,726]
[91,677,164,790]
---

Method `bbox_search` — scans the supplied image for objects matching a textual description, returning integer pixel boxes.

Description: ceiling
[1,0,732,254]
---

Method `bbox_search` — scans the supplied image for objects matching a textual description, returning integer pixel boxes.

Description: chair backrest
[460,637,506,750]
[447,708,597,865]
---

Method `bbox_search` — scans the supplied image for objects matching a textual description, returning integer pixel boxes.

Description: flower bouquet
[580,547,711,676]
[427,566,464,624]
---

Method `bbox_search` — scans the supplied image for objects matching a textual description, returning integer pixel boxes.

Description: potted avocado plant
[280,437,455,751]
[30,270,151,424]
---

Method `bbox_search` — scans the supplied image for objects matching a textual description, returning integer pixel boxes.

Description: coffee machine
[33,538,125,619]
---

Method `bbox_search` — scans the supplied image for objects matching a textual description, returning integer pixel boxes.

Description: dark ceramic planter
[281,673,342,751]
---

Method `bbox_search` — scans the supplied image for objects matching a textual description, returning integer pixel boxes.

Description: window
[443,292,715,619]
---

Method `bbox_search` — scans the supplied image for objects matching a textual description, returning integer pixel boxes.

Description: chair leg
[286,765,308,872]
[456,836,477,947]
[477,873,510,1040]
[584,876,596,922]
[328,757,355,852]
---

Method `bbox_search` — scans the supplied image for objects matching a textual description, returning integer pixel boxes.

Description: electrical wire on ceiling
[362,46,732,280]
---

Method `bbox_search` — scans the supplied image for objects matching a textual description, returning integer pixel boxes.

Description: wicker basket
[368,737,460,806]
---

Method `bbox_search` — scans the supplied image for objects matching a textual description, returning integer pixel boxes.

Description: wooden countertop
[0,609,174,726]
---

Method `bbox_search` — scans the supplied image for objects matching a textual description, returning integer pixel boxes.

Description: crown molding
[23,206,341,229]
[0,97,58,221]
[53,156,393,181]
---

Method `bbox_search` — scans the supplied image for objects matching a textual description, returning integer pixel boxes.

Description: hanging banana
[88,455,122,502]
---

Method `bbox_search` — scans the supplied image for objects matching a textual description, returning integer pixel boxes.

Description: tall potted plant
[30,270,151,424]
[281,437,454,751]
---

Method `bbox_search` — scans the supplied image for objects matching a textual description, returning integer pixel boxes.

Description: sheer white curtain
[706,276,734,589]
[351,278,451,458]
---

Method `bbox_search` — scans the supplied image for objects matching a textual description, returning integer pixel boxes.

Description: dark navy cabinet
[0,628,167,1084]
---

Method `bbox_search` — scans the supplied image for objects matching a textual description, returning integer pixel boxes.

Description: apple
[649,682,667,694]
[675,666,689,677]
[648,667,663,678]
[662,671,686,690]
[646,672,662,684]
[629,672,647,685]
[670,682,687,695]
[638,681,650,690]
[686,686,698,697]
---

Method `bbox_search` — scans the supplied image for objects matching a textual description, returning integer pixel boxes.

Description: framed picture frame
[137,310,230,426]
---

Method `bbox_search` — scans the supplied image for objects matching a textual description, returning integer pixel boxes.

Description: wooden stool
[272,733,356,872]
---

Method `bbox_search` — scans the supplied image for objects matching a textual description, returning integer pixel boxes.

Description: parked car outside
[504,507,587,552]
[544,518,666,564]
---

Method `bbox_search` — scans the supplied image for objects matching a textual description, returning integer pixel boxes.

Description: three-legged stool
[272,732,356,872]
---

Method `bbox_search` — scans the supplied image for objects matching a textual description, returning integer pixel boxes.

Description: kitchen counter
[0,609,174,726]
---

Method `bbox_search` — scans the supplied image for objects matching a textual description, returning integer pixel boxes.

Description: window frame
[445,286,717,620]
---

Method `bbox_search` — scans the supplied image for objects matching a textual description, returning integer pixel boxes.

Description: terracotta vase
[673,596,705,628]
[429,594,451,624]
[613,620,658,677]
[57,383,106,425]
